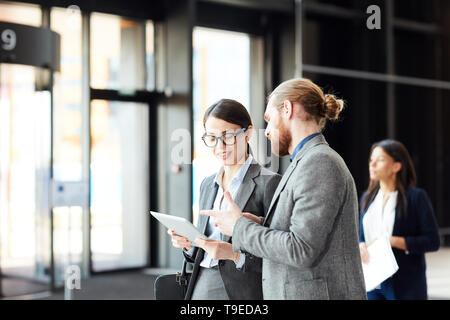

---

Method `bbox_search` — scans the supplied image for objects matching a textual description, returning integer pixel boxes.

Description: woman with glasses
[168,98,281,300]
[359,139,440,300]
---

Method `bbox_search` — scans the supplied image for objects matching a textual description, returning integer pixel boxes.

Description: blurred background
[0,0,449,299]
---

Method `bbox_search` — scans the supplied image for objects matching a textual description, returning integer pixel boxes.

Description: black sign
[0,21,60,71]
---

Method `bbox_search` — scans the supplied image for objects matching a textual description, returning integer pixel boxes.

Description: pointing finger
[223,191,240,211]
[195,237,204,244]
[195,237,207,248]
[200,210,220,217]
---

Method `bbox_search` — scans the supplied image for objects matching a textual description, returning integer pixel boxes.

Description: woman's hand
[168,229,192,251]
[390,236,407,251]
[359,242,370,264]
[242,212,263,224]
[195,237,240,263]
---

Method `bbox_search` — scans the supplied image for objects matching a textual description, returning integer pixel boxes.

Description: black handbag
[154,259,191,300]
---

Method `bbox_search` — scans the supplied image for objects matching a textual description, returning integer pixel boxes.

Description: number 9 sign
[1,29,17,51]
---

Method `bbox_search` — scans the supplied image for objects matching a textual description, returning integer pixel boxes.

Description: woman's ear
[393,161,402,174]
[246,125,254,142]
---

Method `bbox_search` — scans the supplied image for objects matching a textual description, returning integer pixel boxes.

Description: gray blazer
[184,161,281,300]
[232,134,367,300]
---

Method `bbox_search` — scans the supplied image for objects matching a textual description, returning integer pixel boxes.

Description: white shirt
[187,155,253,269]
[363,189,398,245]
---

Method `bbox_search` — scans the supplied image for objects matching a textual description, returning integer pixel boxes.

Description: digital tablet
[150,211,207,245]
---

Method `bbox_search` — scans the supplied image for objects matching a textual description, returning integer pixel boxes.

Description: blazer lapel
[263,134,328,226]
[222,163,259,243]
[190,177,218,286]
[198,178,218,235]
[393,207,402,235]
[263,161,298,226]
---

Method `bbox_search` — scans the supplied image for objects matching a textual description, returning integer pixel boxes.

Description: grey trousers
[191,266,229,300]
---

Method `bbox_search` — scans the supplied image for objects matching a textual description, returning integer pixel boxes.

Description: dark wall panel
[395,85,441,222]
[304,73,387,198]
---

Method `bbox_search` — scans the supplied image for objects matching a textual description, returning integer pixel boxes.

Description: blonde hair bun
[323,94,344,121]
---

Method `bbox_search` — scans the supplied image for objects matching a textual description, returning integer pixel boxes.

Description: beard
[270,121,291,157]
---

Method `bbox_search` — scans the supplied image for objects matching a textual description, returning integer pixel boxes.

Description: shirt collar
[214,154,253,187]
[290,132,322,162]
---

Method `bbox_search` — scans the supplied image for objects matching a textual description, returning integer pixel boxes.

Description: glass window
[90,13,121,90]
[146,21,155,91]
[90,100,149,271]
[52,206,83,284]
[90,13,150,91]
[0,64,51,289]
[0,1,41,27]
[51,7,83,182]
[192,27,250,225]
[50,6,84,285]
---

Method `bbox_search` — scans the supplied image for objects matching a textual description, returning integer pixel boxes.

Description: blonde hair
[268,78,344,130]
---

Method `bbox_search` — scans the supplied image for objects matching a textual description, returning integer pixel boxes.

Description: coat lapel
[263,161,298,226]
[393,207,403,235]
[198,178,218,235]
[222,163,260,243]
[263,134,328,226]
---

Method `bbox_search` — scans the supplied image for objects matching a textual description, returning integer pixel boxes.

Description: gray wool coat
[232,134,367,300]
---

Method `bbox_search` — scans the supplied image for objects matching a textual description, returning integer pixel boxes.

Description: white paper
[361,236,399,292]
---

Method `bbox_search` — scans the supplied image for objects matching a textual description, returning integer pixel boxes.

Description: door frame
[87,88,164,275]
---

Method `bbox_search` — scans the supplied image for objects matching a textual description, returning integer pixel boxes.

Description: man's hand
[200,191,244,236]
[195,237,240,262]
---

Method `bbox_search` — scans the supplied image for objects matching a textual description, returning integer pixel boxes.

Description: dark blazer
[359,187,440,299]
[184,161,281,300]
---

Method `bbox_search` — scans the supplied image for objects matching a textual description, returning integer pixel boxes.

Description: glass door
[88,12,153,272]
[90,100,149,272]
[192,27,251,226]
[0,63,52,297]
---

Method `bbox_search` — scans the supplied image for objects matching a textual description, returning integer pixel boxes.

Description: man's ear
[282,100,293,119]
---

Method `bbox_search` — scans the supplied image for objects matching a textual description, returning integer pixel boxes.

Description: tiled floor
[426,247,450,299]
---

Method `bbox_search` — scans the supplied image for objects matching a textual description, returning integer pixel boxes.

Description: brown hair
[268,78,344,130]
[203,99,252,129]
[203,99,253,154]
[361,139,417,216]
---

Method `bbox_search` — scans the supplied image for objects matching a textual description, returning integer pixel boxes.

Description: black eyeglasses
[202,127,247,147]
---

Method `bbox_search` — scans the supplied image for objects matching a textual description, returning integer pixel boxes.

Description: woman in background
[359,139,440,300]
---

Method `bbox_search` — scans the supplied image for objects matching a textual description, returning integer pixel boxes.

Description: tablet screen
[150,211,207,244]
